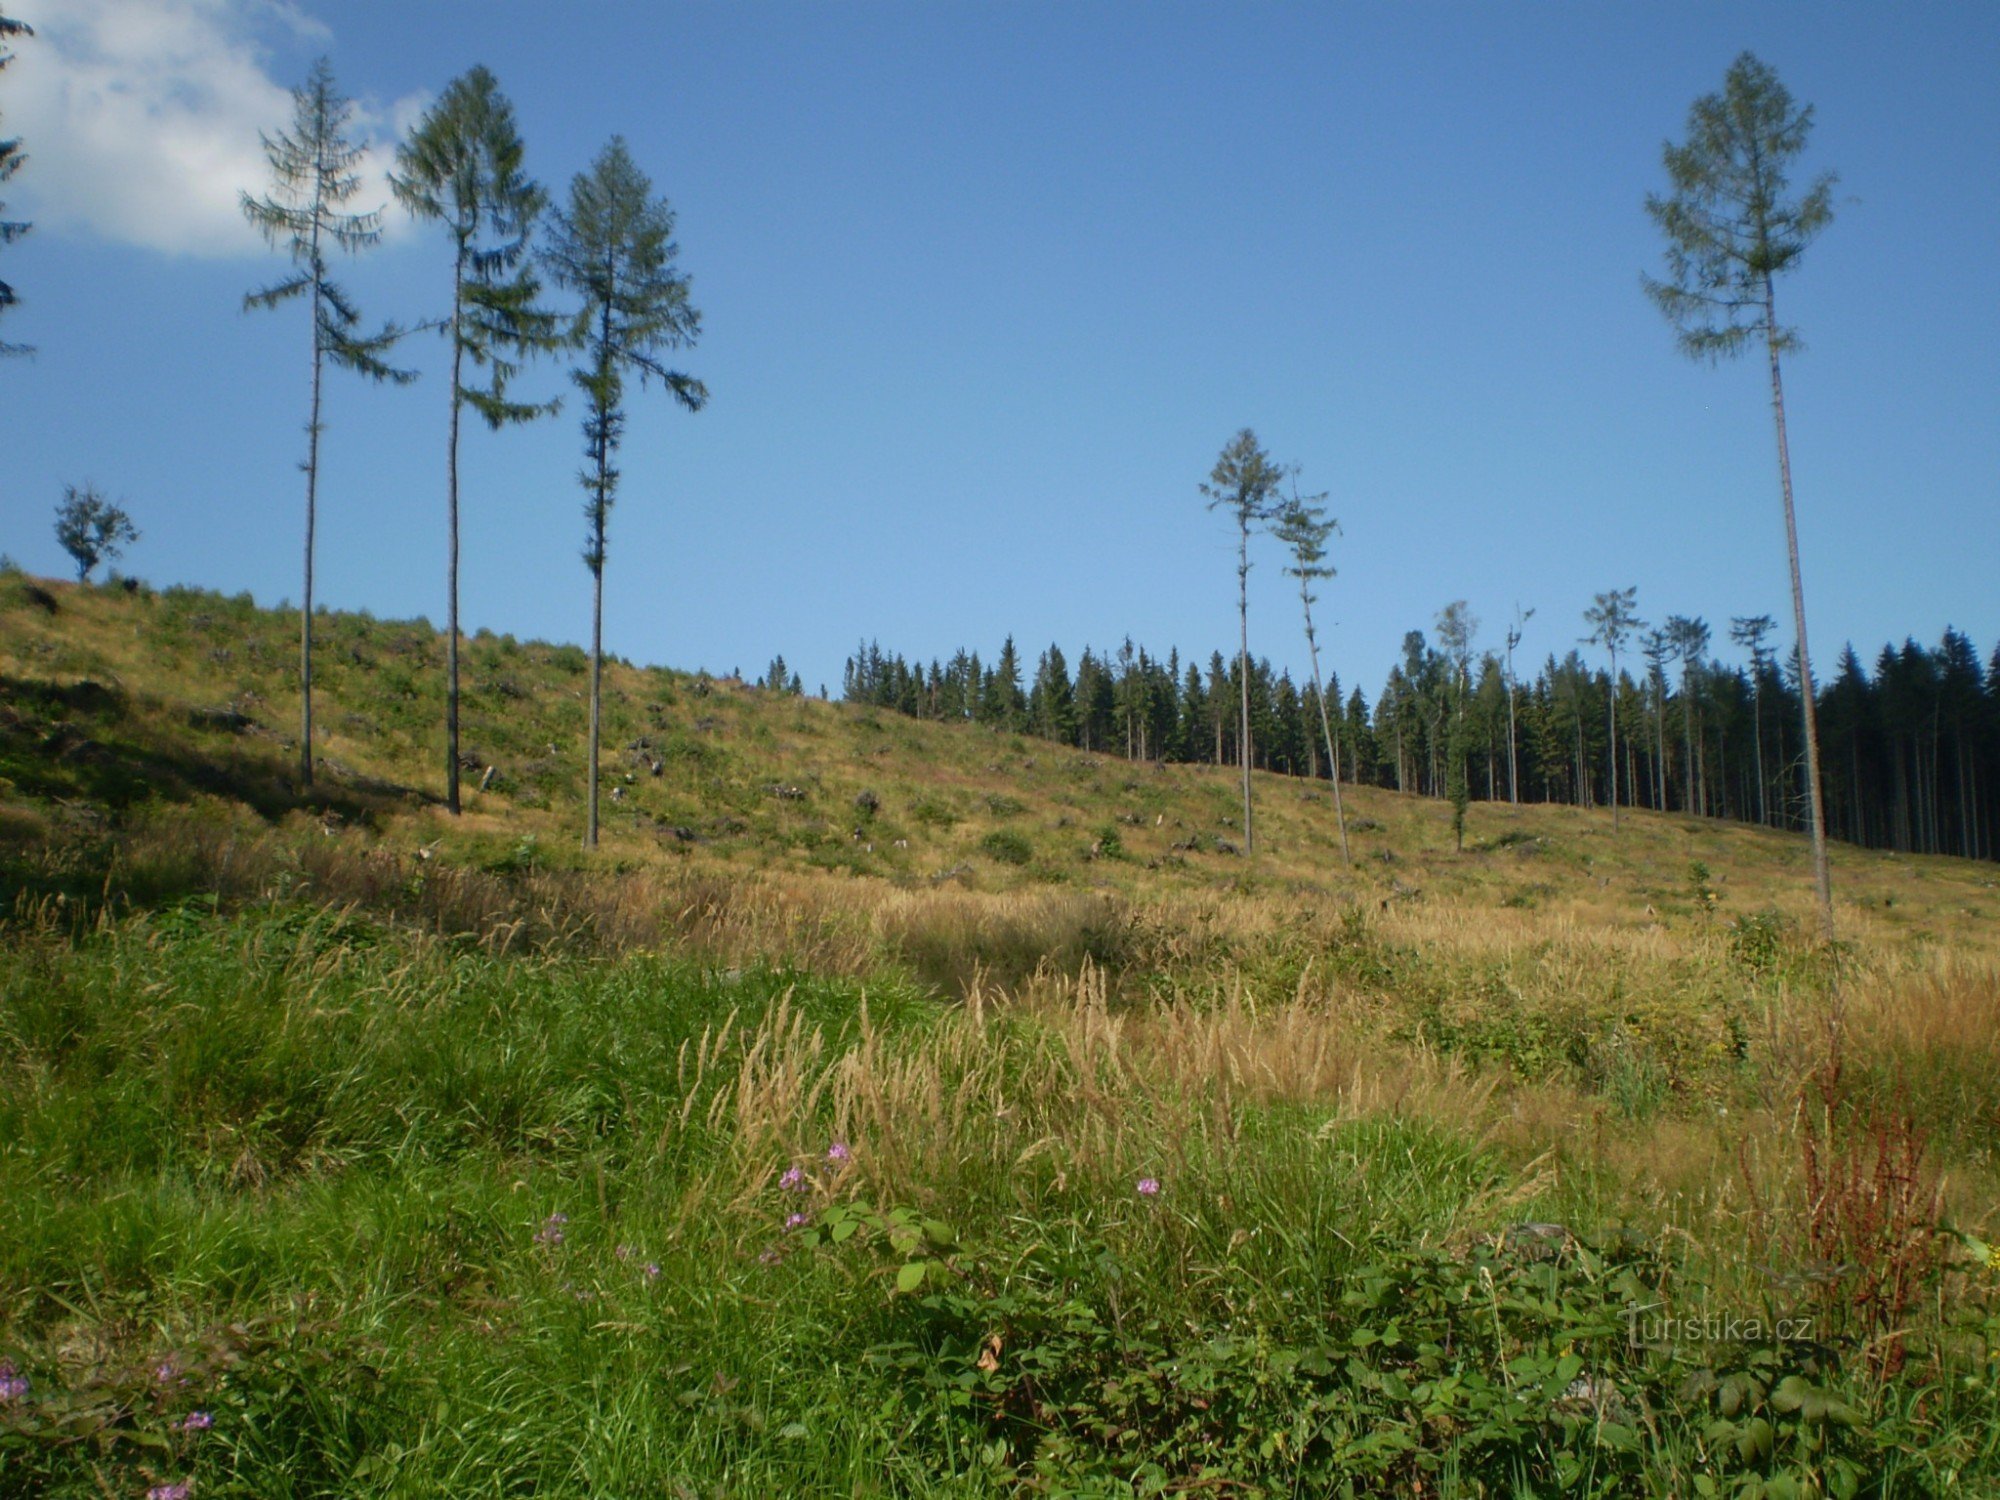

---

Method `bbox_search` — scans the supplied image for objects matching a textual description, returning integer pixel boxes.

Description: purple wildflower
[826,1141,850,1163]
[534,1213,567,1246]
[643,1262,662,1280]
[778,1165,808,1192]
[784,1212,810,1231]
[0,1362,28,1403]
[1136,1177,1161,1197]
[146,1485,192,1500]
[153,1359,179,1385]
[758,1246,783,1265]
[180,1411,213,1432]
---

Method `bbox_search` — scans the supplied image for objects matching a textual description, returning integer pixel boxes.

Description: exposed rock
[189,706,254,734]
[1502,1222,1572,1261]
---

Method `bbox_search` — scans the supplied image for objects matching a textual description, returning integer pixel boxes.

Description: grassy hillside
[6,571,1993,940]
[4,570,1999,1496]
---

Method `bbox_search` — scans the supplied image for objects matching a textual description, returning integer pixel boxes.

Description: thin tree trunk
[1893,737,1911,851]
[1765,286,1834,937]
[1608,655,1620,831]
[1299,584,1351,864]
[445,256,465,816]
[1697,709,1709,816]
[586,555,603,848]
[1956,736,1971,858]
[1656,683,1668,811]
[1237,521,1254,855]
[1963,741,1978,860]
[1713,713,1725,820]
[300,234,323,789]
[1851,741,1863,847]
[1929,702,1943,855]
[1752,674,1767,824]
[584,279,615,851]
[1681,674,1697,816]
[1506,676,1520,804]
[1575,714,1585,807]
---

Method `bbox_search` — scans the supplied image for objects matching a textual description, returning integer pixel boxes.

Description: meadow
[3,574,1998,1497]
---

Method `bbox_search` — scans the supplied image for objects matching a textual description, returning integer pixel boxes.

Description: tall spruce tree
[1436,601,1479,850]
[1646,51,1837,935]
[1583,588,1643,831]
[1641,628,1676,811]
[1505,605,1535,804]
[986,636,1026,728]
[0,11,31,355]
[1029,644,1077,744]
[243,59,414,786]
[1665,615,1712,814]
[1201,430,1285,855]
[1273,485,1352,862]
[541,137,705,849]
[393,67,561,815]
[1730,614,1778,824]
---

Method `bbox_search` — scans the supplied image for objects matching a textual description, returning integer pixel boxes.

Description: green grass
[5,573,2000,1493]
[5,907,1999,1495]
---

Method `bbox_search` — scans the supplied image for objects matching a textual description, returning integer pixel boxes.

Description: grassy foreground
[3,575,2000,1496]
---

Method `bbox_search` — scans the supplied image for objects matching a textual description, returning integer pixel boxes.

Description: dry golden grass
[9,573,1998,952]
[8,570,1998,1268]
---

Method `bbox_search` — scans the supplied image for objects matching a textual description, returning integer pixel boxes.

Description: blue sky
[2,1,1995,700]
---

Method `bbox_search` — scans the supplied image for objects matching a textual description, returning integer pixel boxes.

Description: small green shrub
[828,1217,1914,1495]
[1688,861,1721,917]
[979,830,1032,866]
[1729,910,1790,974]
[909,797,958,829]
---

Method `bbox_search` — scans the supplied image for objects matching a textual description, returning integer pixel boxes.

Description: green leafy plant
[979,829,1032,866]
[1688,861,1721,918]
[799,1200,960,1295]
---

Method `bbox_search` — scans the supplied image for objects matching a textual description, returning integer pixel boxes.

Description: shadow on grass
[0,676,432,830]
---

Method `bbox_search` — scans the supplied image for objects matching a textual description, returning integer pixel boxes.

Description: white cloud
[7,0,422,257]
